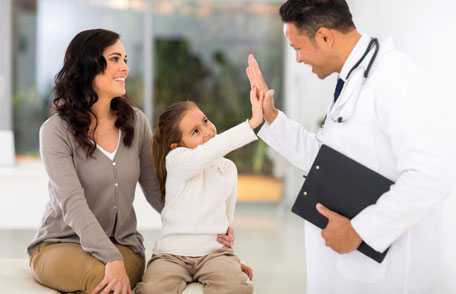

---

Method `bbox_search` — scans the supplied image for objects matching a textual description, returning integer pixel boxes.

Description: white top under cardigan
[153,121,257,256]
[96,130,121,161]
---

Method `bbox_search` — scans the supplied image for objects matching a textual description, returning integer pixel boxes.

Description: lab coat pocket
[336,250,387,283]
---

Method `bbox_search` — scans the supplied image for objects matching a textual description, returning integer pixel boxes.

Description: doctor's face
[284,23,336,79]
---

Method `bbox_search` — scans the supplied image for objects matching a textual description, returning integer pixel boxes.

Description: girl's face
[177,106,217,149]
[93,39,129,100]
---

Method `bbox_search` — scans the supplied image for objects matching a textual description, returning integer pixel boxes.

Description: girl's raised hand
[248,86,264,129]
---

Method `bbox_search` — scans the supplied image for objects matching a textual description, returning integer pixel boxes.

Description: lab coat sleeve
[351,55,456,253]
[257,110,321,174]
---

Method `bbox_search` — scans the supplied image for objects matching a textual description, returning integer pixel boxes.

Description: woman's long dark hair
[152,101,197,201]
[53,28,135,158]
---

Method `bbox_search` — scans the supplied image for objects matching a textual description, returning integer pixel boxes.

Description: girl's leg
[135,254,192,294]
[194,249,253,294]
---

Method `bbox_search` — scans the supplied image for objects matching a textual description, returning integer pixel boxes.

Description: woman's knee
[29,242,105,293]
[116,244,145,287]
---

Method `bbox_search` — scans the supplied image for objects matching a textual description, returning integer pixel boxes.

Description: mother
[28,29,234,294]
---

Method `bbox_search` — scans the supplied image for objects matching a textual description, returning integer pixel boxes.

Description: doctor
[246,0,454,293]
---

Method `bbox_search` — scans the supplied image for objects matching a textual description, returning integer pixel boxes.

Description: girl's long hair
[53,28,135,158]
[152,101,197,201]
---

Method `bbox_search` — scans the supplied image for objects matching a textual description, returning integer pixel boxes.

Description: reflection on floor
[0,203,307,294]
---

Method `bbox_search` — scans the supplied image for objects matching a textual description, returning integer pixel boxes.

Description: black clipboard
[291,144,393,263]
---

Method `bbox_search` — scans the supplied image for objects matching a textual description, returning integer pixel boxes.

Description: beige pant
[136,248,253,294]
[29,242,145,294]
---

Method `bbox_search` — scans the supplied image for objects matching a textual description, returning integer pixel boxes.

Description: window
[11,0,285,200]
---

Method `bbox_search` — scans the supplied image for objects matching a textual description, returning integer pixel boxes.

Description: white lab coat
[258,35,455,294]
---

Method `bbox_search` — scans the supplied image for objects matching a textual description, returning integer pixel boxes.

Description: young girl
[136,88,265,294]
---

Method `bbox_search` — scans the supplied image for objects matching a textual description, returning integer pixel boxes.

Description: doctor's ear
[169,143,178,150]
[315,27,334,47]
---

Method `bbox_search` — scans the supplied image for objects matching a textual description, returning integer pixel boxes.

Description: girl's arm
[166,121,257,180]
[167,87,263,180]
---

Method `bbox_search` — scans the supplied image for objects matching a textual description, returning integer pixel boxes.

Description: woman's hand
[92,260,131,294]
[248,86,264,129]
[217,226,234,248]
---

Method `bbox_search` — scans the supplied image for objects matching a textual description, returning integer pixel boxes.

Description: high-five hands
[316,203,363,254]
[248,86,264,129]
[246,54,278,124]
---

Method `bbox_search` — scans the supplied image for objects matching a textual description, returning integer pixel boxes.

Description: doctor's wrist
[265,109,278,124]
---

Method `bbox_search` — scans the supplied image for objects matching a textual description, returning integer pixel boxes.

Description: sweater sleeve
[40,118,122,263]
[136,110,164,213]
[166,121,257,181]
[226,166,238,224]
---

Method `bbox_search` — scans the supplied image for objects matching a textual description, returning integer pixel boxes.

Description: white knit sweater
[153,121,258,256]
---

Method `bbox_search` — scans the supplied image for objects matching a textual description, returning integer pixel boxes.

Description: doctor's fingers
[248,55,264,80]
[321,229,329,243]
[246,66,258,88]
[264,89,275,100]
[322,235,343,254]
[316,203,341,221]
[247,67,265,94]
[248,55,269,91]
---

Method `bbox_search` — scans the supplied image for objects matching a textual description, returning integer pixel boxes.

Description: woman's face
[93,39,129,100]
[177,106,217,149]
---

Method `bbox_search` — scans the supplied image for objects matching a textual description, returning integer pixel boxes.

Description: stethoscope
[326,38,380,124]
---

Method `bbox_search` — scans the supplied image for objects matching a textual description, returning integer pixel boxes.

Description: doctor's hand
[316,203,362,254]
[246,54,278,124]
[246,54,269,92]
[261,88,278,124]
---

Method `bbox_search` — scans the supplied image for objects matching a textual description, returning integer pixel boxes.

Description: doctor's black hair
[279,0,355,37]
